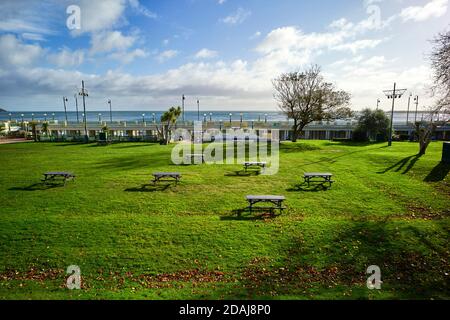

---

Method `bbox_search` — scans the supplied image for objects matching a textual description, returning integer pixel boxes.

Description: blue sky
[0,0,449,111]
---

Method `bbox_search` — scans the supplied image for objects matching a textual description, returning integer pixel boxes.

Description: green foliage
[354,108,390,142]
[157,106,182,145]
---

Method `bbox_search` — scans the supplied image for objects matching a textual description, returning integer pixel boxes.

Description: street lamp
[78,80,89,143]
[74,94,80,123]
[229,113,232,124]
[376,99,380,110]
[142,113,145,124]
[197,99,200,121]
[98,113,102,123]
[31,113,34,121]
[108,99,113,123]
[8,113,12,122]
[264,113,268,123]
[152,113,156,123]
[182,94,186,122]
[240,113,243,124]
[203,113,207,123]
[21,114,24,129]
[209,113,212,122]
[383,82,407,147]
[44,113,48,122]
[63,96,68,123]
[414,96,419,123]
[258,114,261,122]
[406,93,412,125]
[52,113,55,122]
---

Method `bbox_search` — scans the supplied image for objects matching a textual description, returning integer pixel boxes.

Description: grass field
[0,140,448,300]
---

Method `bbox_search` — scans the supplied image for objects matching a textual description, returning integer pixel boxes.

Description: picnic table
[246,195,286,215]
[303,172,334,188]
[42,172,76,185]
[184,154,205,164]
[152,172,181,184]
[243,161,267,172]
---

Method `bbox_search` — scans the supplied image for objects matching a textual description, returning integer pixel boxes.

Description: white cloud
[90,31,136,54]
[48,48,85,67]
[250,31,262,39]
[21,33,46,42]
[332,39,384,53]
[156,50,178,63]
[0,34,43,67]
[109,48,147,64]
[128,0,157,19]
[218,0,227,4]
[195,49,218,59]
[400,0,448,22]
[221,7,251,25]
[76,0,127,34]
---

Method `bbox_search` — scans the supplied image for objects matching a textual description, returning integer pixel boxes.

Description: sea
[0,110,446,124]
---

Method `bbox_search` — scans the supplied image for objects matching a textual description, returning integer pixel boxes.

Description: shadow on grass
[220,208,280,221]
[9,182,64,191]
[95,152,170,171]
[287,183,330,192]
[222,221,449,299]
[124,183,174,192]
[224,170,261,177]
[424,162,450,182]
[378,154,422,175]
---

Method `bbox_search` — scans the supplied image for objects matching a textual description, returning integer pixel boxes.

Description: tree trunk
[291,120,299,143]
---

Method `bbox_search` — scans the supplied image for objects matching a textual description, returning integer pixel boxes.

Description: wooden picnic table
[152,172,182,184]
[243,161,267,172]
[303,172,334,188]
[42,172,76,186]
[246,195,286,215]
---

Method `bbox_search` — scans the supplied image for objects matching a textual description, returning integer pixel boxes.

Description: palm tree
[156,106,182,145]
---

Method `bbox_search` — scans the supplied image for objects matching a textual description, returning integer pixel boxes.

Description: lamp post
[406,93,412,125]
[31,113,34,121]
[203,113,207,123]
[264,113,268,123]
[21,114,24,129]
[258,114,261,122]
[197,99,200,121]
[74,94,80,123]
[383,82,407,147]
[78,80,89,143]
[414,96,419,123]
[229,113,232,124]
[52,113,55,122]
[98,113,102,123]
[182,94,185,122]
[142,113,145,124]
[209,113,212,122]
[44,113,47,122]
[376,99,380,110]
[240,113,243,124]
[108,99,113,123]
[8,113,11,122]
[63,96,68,123]
[152,113,156,123]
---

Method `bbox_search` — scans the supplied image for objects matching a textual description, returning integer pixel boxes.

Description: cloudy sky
[0,0,449,112]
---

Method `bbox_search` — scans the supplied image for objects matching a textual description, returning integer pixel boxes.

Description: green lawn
[0,140,448,300]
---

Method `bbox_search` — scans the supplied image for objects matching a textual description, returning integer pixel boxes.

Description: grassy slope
[0,141,448,300]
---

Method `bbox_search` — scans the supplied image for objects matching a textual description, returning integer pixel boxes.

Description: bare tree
[431,29,450,114]
[156,106,182,145]
[273,65,352,142]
